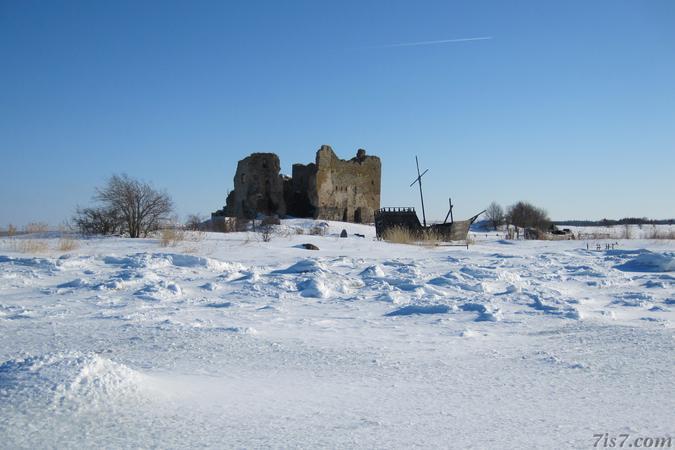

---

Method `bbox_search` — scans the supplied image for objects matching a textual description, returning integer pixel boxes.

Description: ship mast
[409,156,429,227]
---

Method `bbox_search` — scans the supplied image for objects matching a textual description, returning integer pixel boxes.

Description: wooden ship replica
[374,157,484,242]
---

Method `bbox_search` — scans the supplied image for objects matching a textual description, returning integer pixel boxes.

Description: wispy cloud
[366,36,493,49]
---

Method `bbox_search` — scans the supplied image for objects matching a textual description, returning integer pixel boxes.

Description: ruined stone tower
[216,145,381,223]
[223,153,286,219]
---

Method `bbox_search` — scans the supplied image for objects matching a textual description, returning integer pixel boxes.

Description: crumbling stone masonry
[223,153,286,219]
[213,145,381,223]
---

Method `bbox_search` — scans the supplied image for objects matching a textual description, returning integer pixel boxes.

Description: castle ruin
[213,145,381,223]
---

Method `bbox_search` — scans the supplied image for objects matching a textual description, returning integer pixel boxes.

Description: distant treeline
[554,218,674,227]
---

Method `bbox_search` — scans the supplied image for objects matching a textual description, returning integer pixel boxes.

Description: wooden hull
[374,207,481,242]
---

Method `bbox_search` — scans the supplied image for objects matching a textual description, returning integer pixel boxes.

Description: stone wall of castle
[224,153,286,219]
[307,145,381,223]
[219,146,381,223]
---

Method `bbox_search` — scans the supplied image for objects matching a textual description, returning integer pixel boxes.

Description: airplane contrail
[367,36,493,49]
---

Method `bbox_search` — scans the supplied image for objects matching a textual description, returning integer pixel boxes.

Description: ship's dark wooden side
[429,221,471,241]
[375,207,483,242]
[374,207,422,238]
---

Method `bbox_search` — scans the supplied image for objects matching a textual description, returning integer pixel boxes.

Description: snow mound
[526,293,582,320]
[460,303,503,322]
[459,329,481,337]
[643,280,668,289]
[163,253,244,272]
[611,292,653,307]
[427,271,463,286]
[460,266,495,280]
[385,304,451,316]
[376,289,406,304]
[0,255,60,272]
[360,265,385,278]
[104,253,244,273]
[298,276,331,298]
[615,252,675,273]
[232,269,262,283]
[426,272,483,293]
[274,259,325,274]
[134,280,182,301]
[296,271,363,298]
[0,352,145,407]
[200,282,219,291]
[103,255,149,268]
[205,301,233,308]
[217,326,258,334]
[57,278,89,289]
[537,352,589,370]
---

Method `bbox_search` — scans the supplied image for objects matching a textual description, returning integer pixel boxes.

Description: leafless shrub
[159,228,186,247]
[275,226,292,239]
[485,202,504,230]
[185,214,205,231]
[295,228,305,235]
[187,230,206,242]
[382,226,414,244]
[7,224,17,237]
[506,201,550,231]
[58,237,79,252]
[73,206,123,236]
[259,225,273,243]
[96,174,173,238]
[25,222,49,234]
[383,226,450,246]
[12,239,49,253]
[420,229,442,247]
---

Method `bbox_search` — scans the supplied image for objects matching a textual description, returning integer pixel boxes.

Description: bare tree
[95,174,173,238]
[505,201,551,231]
[72,206,123,235]
[485,202,504,230]
[185,214,205,231]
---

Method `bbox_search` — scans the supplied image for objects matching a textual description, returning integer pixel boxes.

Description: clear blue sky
[1,0,674,226]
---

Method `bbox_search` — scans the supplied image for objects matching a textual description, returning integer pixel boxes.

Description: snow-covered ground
[1,219,673,449]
